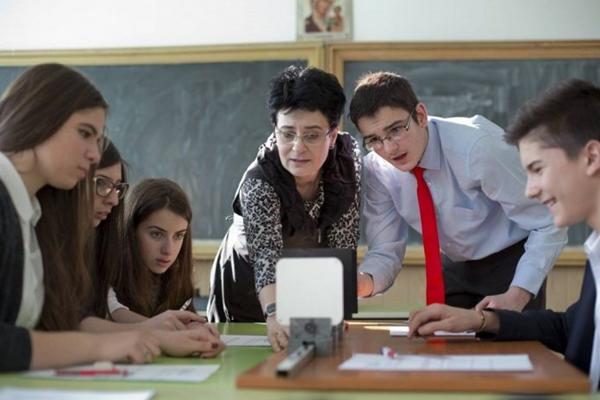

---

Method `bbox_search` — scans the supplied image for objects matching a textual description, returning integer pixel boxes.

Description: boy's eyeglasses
[362,109,415,152]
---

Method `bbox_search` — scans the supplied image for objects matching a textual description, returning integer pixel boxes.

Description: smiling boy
[408,79,600,391]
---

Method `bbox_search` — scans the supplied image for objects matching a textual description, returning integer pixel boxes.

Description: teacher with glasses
[207,66,361,351]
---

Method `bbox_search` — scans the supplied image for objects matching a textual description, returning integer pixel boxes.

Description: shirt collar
[0,152,40,225]
[584,231,600,270]
[417,118,442,171]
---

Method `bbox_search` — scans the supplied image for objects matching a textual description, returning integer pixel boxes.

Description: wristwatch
[263,303,276,319]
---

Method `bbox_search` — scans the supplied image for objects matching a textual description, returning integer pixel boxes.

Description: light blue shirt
[360,115,568,296]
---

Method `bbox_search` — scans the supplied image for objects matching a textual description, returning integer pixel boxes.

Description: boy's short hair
[506,79,600,159]
[349,71,419,129]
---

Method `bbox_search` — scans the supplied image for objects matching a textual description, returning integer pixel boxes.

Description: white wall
[0,0,599,50]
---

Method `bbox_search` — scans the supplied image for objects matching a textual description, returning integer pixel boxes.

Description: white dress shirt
[583,231,600,392]
[0,152,44,328]
[360,115,568,295]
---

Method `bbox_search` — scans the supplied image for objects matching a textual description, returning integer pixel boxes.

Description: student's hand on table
[140,310,205,331]
[152,329,225,358]
[475,286,532,312]
[98,331,161,364]
[266,315,289,352]
[185,320,220,338]
[408,304,482,338]
[357,272,374,297]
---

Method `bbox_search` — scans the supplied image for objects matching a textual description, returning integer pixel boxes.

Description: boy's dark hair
[506,79,600,159]
[268,65,345,128]
[349,71,419,129]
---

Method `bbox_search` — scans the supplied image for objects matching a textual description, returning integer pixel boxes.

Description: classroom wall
[1,0,600,50]
[2,0,595,312]
[192,252,586,314]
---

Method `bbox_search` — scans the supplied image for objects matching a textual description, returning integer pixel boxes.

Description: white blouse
[107,287,129,314]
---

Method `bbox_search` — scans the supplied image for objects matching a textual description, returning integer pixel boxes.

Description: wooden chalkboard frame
[326,40,600,85]
[326,40,600,267]
[0,42,325,260]
[0,42,325,67]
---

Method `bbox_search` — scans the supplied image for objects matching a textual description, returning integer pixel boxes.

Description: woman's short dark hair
[349,71,419,129]
[505,79,600,159]
[268,65,346,128]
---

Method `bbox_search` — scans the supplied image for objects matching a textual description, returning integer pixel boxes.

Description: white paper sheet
[0,387,155,400]
[339,353,533,371]
[24,364,220,382]
[389,325,475,337]
[221,334,271,347]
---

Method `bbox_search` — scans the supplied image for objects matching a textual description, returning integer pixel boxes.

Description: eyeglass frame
[362,108,416,152]
[93,175,129,200]
[274,126,335,147]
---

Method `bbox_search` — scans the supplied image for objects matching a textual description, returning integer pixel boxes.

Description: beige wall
[192,245,586,313]
[2,0,600,50]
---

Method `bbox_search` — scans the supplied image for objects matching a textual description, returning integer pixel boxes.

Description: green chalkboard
[0,59,307,239]
[341,58,600,245]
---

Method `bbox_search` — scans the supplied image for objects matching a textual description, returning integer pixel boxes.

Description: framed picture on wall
[297,0,352,41]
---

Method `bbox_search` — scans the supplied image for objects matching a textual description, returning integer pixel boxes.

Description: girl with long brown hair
[90,140,129,318]
[110,178,221,353]
[0,63,161,371]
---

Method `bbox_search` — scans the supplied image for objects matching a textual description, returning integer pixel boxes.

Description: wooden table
[0,323,592,399]
[237,321,589,394]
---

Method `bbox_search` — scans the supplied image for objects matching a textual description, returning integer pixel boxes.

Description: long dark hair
[0,63,108,330]
[93,141,127,318]
[113,178,194,317]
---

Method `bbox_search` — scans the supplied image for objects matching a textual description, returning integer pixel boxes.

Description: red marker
[55,367,128,377]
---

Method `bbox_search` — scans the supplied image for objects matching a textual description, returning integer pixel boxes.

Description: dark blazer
[0,181,32,372]
[493,262,596,388]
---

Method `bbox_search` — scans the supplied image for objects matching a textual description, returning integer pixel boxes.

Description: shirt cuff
[2,326,32,372]
[510,266,547,297]
[359,262,397,296]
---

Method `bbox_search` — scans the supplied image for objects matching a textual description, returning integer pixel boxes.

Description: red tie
[412,166,445,305]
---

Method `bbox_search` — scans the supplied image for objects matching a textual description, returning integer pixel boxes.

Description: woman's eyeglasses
[274,127,333,146]
[93,176,129,200]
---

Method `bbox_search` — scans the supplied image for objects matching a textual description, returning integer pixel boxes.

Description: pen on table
[179,297,193,311]
[55,367,129,377]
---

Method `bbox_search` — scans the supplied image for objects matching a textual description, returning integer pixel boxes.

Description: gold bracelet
[476,309,487,333]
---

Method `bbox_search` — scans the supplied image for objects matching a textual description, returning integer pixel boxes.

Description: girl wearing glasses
[88,142,203,332]
[0,64,165,371]
[207,66,361,352]
[81,145,220,354]
[109,178,224,357]
[87,140,129,319]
